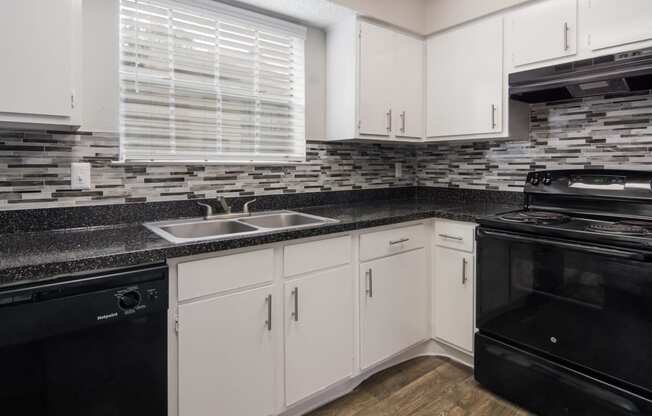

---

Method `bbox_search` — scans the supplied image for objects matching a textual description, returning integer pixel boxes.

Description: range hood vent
[509,48,652,103]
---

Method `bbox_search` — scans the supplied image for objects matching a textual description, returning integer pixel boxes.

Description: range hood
[509,48,652,103]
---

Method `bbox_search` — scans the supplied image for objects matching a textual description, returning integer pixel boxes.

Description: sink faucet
[217,196,231,214]
[243,199,257,216]
[197,196,232,220]
[197,202,215,219]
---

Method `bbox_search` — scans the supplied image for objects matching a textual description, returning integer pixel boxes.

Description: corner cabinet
[426,16,503,139]
[359,225,429,369]
[0,0,81,128]
[425,15,528,142]
[327,18,424,141]
[433,220,477,353]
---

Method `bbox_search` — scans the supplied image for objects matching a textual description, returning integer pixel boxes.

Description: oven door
[477,227,652,397]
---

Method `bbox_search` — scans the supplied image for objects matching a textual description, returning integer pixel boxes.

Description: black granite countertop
[0,198,519,288]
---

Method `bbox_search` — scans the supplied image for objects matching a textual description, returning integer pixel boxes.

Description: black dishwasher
[0,264,168,416]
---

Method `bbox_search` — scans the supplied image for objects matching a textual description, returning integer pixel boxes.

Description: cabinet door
[0,0,74,118]
[285,265,354,405]
[361,249,428,369]
[510,0,577,67]
[434,247,474,352]
[585,0,652,51]
[178,286,276,416]
[393,32,424,139]
[426,17,503,138]
[358,21,394,136]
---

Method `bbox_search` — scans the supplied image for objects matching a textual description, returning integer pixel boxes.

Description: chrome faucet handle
[243,199,257,216]
[216,196,232,214]
[197,202,214,218]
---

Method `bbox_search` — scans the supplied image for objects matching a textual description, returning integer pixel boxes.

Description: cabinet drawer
[360,225,425,262]
[284,236,351,277]
[434,221,476,253]
[178,249,274,301]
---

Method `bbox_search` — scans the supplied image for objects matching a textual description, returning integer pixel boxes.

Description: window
[119,0,306,163]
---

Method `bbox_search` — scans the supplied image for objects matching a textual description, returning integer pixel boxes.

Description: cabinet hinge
[70,92,75,109]
[174,314,180,334]
[358,120,362,130]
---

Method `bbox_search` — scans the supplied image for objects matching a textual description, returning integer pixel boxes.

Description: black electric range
[475,169,652,416]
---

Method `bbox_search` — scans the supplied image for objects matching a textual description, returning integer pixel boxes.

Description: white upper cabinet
[584,0,652,51]
[393,31,425,139]
[0,0,81,128]
[509,0,578,68]
[327,19,425,141]
[426,16,505,139]
[358,21,395,137]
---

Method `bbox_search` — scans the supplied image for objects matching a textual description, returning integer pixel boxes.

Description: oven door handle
[478,229,652,262]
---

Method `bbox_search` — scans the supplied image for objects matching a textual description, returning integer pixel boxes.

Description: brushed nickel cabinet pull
[389,238,410,245]
[265,294,272,331]
[564,22,570,51]
[366,269,373,298]
[291,287,299,322]
[386,109,392,132]
[438,233,463,241]
[400,111,406,134]
[491,104,497,129]
[462,258,468,285]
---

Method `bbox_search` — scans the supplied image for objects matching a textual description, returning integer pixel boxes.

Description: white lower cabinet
[434,247,475,352]
[284,265,354,405]
[360,248,428,369]
[173,221,480,415]
[178,285,276,416]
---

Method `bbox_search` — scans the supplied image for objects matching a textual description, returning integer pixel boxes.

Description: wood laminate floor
[307,356,531,416]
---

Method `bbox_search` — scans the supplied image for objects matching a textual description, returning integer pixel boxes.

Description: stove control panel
[525,170,652,199]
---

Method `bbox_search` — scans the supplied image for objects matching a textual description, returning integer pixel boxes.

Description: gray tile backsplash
[0,133,415,210]
[418,91,652,191]
[1,91,651,210]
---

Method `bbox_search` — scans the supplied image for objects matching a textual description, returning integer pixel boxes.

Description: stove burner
[586,222,652,236]
[500,211,570,225]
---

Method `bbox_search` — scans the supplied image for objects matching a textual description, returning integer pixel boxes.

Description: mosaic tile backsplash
[1,92,652,210]
[418,91,652,191]
[0,133,416,210]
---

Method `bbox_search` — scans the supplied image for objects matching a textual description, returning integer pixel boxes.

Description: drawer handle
[389,238,410,246]
[291,287,299,322]
[438,233,463,241]
[265,294,272,331]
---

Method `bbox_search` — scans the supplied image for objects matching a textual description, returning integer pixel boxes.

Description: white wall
[330,0,427,34]
[424,0,532,34]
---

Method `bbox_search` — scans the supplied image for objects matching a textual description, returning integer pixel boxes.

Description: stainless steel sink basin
[144,210,338,244]
[158,220,258,239]
[239,213,326,229]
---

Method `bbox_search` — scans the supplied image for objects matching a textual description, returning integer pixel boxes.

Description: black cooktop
[479,169,652,249]
[479,209,652,249]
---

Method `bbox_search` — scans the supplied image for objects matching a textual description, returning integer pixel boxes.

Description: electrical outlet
[71,162,92,189]
[395,162,402,178]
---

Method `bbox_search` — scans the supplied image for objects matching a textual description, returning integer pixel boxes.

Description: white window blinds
[119,0,307,163]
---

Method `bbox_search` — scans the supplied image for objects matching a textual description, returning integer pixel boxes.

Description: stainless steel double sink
[144,211,338,244]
